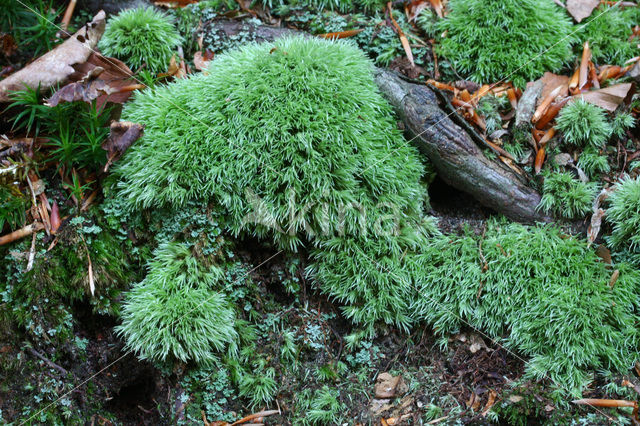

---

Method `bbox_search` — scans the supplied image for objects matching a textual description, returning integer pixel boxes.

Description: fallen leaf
[407,0,429,22]
[573,399,637,408]
[534,146,546,174]
[595,245,612,264]
[481,390,498,416]
[576,83,633,112]
[388,2,414,66]
[50,201,61,234]
[429,0,444,17]
[70,52,139,107]
[317,29,364,39]
[45,67,110,106]
[609,269,620,288]
[587,208,605,245]
[538,72,569,106]
[153,0,199,7]
[159,55,188,79]
[579,42,591,90]
[101,121,144,172]
[375,372,404,399]
[193,50,214,71]
[566,0,600,23]
[533,84,567,123]
[1,33,18,57]
[0,11,106,102]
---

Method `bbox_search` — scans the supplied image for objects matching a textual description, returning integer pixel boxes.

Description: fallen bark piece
[0,11,106,102]
[515,79,543,129]
[0,222,45,246]
[375,69,551,223]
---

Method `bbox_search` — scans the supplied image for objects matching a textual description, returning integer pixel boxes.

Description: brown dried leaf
[317,29,365,39]
[159,55,188,79]
[1,33,18,57]
[375,372,403,399]
[45,70,109,107]
[429,0,444,17]
[587,208,605,246]
[101,121,144,172]
[566,0,600,23]
[579,42,591,90]
[388,2,415,66]
[407,0,429,21]
[538,72,570,106]
[0,11,106,102]
[153,0,199,7]
[577,83,633,112]
[193,50,214,71]
[47,52,141,107]
[534,146,546,174]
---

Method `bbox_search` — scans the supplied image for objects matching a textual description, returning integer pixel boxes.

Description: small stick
[25,232,37,272]
[0,222,45,246]
[61,0,77,32]
[231,410,279,425]
[28,347,69,376]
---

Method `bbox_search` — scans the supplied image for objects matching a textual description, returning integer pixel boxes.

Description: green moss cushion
[113,36,428,249]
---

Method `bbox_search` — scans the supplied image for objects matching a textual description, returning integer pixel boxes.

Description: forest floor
[2,0,640,425]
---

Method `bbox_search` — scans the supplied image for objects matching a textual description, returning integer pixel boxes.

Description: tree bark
[374,69,551,223]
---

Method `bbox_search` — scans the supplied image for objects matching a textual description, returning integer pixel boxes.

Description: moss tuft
[98,7,183,73]
[538,171,598,219]
[556,99,612,148]
[413,221,640,394]
[112,36,429,250]
[607,175,640,252]
[116,242,239,364]
[577,5,639,66]
[437,0,573,87]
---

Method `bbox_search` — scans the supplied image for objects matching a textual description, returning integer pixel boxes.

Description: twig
[25,232,37,272]
[0,222,45,246]
[28,347,69,375]
[60,0,77,31]
[231,410,279,425]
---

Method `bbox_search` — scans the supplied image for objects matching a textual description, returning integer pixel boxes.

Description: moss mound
[113,36,428,250]
[116,242,239,364]
[413,221,640,394]
[98,7,183,73]
[437,0,573,87]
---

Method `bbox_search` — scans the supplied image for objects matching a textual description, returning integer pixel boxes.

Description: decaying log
[374,69,551,223]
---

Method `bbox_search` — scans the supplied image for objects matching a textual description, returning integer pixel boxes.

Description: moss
[437,0,573,87]
[307,218,440,335]
[0,212,137,344]
[556,99,612,148]
[116,242,240,364]
[577,5,639,66]
[112,36,429,250]
[98,7,183,73]
[413,220,640,394]
[607,175,640,253]
[538,171,598,219]
[577,146,610,178]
